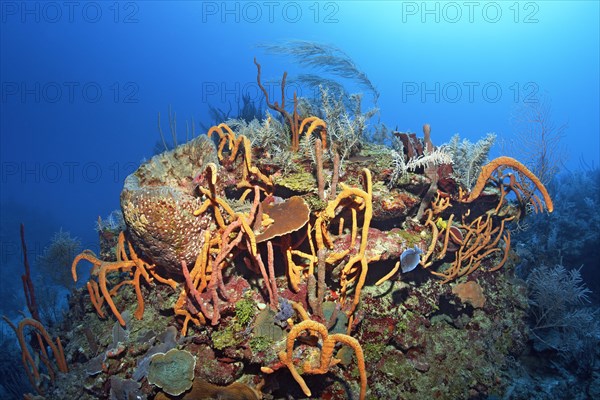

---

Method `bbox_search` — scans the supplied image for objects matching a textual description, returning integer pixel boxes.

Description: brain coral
[120,136,218,276]
[148,348,196,396]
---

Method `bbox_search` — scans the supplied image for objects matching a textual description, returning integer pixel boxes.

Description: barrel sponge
[121,135,218,276]
[148,348,196,396]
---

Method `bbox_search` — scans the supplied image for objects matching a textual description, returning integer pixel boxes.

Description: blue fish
[400,245,423,273]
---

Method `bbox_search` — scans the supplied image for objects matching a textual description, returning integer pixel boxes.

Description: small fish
[400,245,423,273]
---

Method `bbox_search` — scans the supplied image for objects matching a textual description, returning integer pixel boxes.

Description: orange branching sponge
[430,191,452,215]
[465,156,554,213]
[267,318,367,400]
[181,214,246,326]
[207,123,238,161]
[314,168,373,315]
[421,211,513,283]
[298,116,328,149]
[72,232,176,326]
[185,185,284,328]
[416,157,546,283]
[2,317,68,394]
[207,123,273,191]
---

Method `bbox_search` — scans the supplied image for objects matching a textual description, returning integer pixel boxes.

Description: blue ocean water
[1,2,598,248]
[0,2,599,399]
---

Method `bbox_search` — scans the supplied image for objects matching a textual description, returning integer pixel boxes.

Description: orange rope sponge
[466,156,554,213]
[272,318,367,400]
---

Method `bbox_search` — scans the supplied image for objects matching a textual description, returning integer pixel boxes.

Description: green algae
[235,296,256,327]
[273,170,317,193]
[363,342,387,364]
[248,335,273,353]
[212,327,241,350]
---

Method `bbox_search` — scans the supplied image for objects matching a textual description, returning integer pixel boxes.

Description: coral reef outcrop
[10,61,556,400]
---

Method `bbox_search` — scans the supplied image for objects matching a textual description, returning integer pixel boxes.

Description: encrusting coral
[452,280,486,308]
[147,348,196,396]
